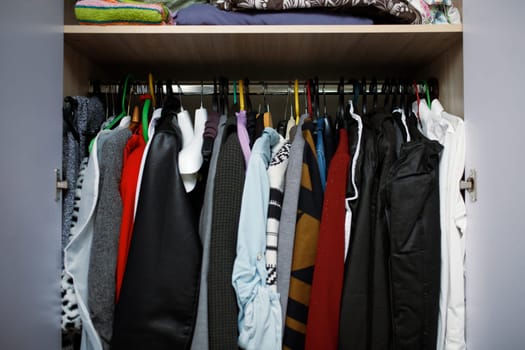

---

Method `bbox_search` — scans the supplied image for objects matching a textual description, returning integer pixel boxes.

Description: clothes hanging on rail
[386,112,442,350]
[61,157,89,333]
[191,112,227,350]
[417,100,466,350]
[339,117,379,350]
[64,127,118,350]
[316,118,327,191]
[60,82,465,350]
[277,114,308,330]
[283,120,324,350]
[232,128,285,350]
[208,115,246,350]
[62,96,105,252]
[265,141,292,290]
[305,127,350,350]
[115,128,146,302]
[112,98,201,349]
[368,110,399,350]
[344,104,363,261]
[88,125,131,349]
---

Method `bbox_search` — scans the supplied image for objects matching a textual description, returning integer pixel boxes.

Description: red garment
[115,129,146,302]
[305,129,350,350]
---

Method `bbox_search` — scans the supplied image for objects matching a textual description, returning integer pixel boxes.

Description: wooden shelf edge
[64,24,463,35]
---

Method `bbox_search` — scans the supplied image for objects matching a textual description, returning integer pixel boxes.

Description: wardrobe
[1,0,524,349]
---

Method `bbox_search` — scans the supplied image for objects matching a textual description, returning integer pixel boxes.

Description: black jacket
[112,98,202,350]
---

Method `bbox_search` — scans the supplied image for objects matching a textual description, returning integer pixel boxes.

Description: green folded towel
[75,0,173,25]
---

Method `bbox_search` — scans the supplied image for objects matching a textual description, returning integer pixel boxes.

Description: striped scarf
[265,141,292,290]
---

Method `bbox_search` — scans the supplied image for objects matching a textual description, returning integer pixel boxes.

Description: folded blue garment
[174,4,374,25]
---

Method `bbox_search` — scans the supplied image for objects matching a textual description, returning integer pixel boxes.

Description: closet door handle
[54,168,68,202]
[459,169,477,202]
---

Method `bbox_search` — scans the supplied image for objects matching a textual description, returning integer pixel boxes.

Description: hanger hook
[177,82,184,111]
[200,81,204,108]
[284,82,291,120]
[322,82,327,115]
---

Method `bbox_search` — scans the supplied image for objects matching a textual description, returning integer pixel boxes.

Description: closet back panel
[0,2,63,349]
[464,1,525,349]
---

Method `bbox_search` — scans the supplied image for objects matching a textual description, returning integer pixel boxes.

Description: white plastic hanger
[178,83,208,193]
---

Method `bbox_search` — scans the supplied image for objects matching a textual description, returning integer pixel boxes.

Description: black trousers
[384,135,442,350]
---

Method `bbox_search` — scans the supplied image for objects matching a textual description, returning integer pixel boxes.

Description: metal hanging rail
[88,80,432,96]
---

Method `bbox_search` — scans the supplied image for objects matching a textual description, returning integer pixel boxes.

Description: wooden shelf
[64,24,463,80]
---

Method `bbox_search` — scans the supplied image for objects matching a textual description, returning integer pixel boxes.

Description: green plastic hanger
[88,74,133,153]
[105,74,133,130]
[422,80,431,107]
[142,97,151,143]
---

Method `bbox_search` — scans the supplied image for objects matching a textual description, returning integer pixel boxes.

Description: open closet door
[0,2,63,349]
[464,2,525,349]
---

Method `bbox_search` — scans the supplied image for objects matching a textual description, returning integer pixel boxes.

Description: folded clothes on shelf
[75,0,173,25]
[174,3,374,25]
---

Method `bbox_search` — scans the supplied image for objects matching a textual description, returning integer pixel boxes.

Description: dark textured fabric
[283,120,323,350]
[218,0,422,24]
[339,121,378,350]
[112,101,201,350]
[385,114,442,350]
[207,116,246,350]
[305,129,349,350]
[368,111,398,350]
[62,96,104,251]
[191,114,227,350]
[89,126,131,349]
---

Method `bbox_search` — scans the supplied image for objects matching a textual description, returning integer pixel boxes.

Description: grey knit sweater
[277,114,308,328]
[88,126,131,349]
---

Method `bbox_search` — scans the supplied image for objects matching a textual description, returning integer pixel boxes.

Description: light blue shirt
[232,128,283,350]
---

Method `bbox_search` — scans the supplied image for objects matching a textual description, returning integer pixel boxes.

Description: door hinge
[54,168,68,202]
[459,169,477,202]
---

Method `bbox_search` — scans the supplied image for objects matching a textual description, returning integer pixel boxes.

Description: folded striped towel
[75,0,173,25]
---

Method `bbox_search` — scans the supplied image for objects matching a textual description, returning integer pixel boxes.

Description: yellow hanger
[148,73,156,109]
[239,79,245,111]
[294,79,299,125]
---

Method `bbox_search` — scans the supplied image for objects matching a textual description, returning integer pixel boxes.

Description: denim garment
[316,117,327,191]
[232,128,284,350]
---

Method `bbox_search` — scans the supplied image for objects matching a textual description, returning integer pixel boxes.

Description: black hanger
[370,77,378,111]
[155,80,163,108]
[391,79,399,111]
[351,79,360,115]
[166,80,174,98]
[336,77,345,130]
[404,80,412,118]
[244,78,253,113]
[313,77,321,120]
[361,76,367,116]
[382,77,391,109]
[212,78,219,113]
[219,77,229,116]
[399,79,406,112]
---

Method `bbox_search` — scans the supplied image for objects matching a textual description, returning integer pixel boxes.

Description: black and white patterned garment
[265,141,291,291]
[61,157,89,335]
[62,96,105,254]
[217,0,422,24]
